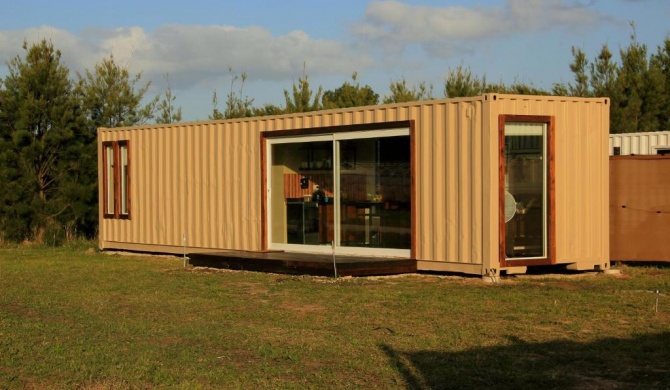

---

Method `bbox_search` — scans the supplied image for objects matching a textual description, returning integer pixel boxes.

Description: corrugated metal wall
[411,100,486,268]
[488,95,610,268]
[255,98,488,267]
[99,121,263,252]
[609,130,670,155]
[99,94,609,274]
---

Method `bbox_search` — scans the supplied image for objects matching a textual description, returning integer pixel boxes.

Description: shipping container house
[98,94,610,276]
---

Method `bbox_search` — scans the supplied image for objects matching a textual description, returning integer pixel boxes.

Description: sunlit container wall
[487,95,610,270]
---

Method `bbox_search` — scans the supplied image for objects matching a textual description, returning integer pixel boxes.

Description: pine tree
[590,45,618,98]
[616,29,650,133]
[209,68,255,120]
[283,65,323,113]
[156,73,183,124]
[77,54,157,129]
[0,39,90,242]
[651,36,670,130]
[383,77,433,104]
[321,72,379,109]
[443,64,487,98]
[568,47,591,97]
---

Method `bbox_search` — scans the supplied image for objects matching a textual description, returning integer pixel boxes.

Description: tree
[651,36,670,130]
[616,33,645,133]
[568,46,591,97]
[0,39,90,242]
[559,27,670,133]
[156,73,182,124]
[613,27,665,133]
[283,65,323,113]
[443,64,488,98]
[252,103,284,117]
[322,72,379,109]
[590,45,618,99]
[77,54,157,129]
[383,77,433,104]
[501,81,550,96]
[210,68,255,120]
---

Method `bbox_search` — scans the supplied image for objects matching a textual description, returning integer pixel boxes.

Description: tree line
[1,32,669,244]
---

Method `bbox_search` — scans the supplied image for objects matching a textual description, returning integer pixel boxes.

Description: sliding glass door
[267,129,411,257]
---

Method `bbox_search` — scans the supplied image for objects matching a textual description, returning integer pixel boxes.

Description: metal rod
[183,233,187,268]
[332,240,337,278]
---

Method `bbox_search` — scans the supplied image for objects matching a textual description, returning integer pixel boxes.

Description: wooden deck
[188,250,417,277]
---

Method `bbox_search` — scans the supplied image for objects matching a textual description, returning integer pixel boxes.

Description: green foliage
[590,44,618,98]
[500,81,550,96]
[558,26,669,133]
[383,77,433,104]
[0,39,92,243]
[156,73,183,124]
[77,54,157,129]
[322,72,379,109]
[252,103,284,117]
[283,65,323,113]
[443,64,488,98]
[652,36,670,130]
[568,47,591,97]
[210,68,255,120]
[444,64,550,98]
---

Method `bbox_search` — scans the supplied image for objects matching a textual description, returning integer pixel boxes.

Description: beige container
[99,94,610,276]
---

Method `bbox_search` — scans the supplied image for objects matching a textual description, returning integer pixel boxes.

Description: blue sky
[1,0,668,122]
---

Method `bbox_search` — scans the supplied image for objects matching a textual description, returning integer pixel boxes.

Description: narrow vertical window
[103,141,131,219]
[104,143,116,217]
[119,141,130,217]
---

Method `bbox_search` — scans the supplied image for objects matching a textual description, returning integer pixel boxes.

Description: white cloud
[352,0,611,58]
[0,24,372,90]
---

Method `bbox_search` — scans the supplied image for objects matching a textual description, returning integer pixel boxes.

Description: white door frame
[266,128,410,258]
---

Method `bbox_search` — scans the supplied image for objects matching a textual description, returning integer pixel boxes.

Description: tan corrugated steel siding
[99,121,263,252]
[99,94,609,274]
[99,97,490,269]
[487,95,610,269]
[411,99,486,268]
[256,98,488,268]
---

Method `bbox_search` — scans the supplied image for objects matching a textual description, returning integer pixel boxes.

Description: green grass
[1,245,669,389]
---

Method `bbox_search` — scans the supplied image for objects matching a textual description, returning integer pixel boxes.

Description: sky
[1,0,668,122]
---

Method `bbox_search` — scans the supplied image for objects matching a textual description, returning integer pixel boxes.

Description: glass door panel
[338,136,411,249]
[267,130,411,257]
[269,140,334,247]
[503,123,547,259]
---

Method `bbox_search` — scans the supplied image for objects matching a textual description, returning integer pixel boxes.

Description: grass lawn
[1,243,669,389]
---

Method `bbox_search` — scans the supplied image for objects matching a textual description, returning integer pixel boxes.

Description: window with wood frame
[499,115,555,267]
[102,140,131,219]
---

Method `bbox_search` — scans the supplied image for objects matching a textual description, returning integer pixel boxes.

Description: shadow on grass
[381,332,670,389]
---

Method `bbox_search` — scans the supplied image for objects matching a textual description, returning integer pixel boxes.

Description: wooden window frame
[498,115,555,267]
[102,140,131,219]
